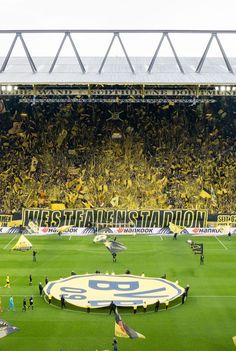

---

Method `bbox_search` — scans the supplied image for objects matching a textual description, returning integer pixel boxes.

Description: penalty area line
[214,235,228,250]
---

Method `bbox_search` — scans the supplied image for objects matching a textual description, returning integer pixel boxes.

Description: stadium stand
[0,97,235,213]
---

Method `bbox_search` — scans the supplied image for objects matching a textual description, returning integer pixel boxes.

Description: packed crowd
[0,97,235,213]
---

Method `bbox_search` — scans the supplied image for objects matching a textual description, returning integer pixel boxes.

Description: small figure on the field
[112,252,117,262]
[45,276,48,285]
[155,299,160,312]
[181,292,186,304]
[4,274,10,288]
[87,301,91,313]
[133,304,137,314]
[48,294,52,304]
[112,337,118,351]
[125,269,131,274]
[18,224,24,234]
[161,273,167,279]
[95,270,101,274]
[165,300,169,310]
[29,296,34,310]
[228,231,231,239]
[200,254,204,265]
[29,274,32,286]
[61,295,66,309]
[8,296,15,311]
[22,297,27,312]
[39,282,43,297]
[109,301,116,315]
[143,301,147,312]
[141,272,145,277]
[88,221,96,234]
[173,233,177,240]
[185,284,190,297]
[71,271,77,276]
[32,250,37,262]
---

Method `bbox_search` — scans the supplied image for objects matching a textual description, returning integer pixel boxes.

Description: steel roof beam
[0,32,37,73]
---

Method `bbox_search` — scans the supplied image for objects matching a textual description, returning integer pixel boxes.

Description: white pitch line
[214,235,228,250]
[3,235,17,250]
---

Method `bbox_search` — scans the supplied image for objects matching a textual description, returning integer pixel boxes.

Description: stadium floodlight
[215,86,219,91]
[14,86,18,90]
[7,85,13,91]
[220,86,226,91]
[1,86,6,91]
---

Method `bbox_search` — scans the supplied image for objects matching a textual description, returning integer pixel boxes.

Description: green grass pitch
[0,234,236,351]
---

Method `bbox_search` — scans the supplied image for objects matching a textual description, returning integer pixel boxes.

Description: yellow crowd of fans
[0,98,235,214]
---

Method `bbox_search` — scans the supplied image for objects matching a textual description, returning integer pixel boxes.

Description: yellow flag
[199,189,211,199]
[169,222,185,234]
[103,184,108,193]
[110,195,119,207]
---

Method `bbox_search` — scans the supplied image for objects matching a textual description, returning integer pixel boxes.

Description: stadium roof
[1,57,236,85]
[1,30,236,86]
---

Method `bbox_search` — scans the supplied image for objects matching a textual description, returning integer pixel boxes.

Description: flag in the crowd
[210,185,217,206]
[56,129,68,147]
[8,121,22,135]
[169,222,185,234]
[0,319,19,339]
[0,99,6,114]
[30,156,38,173]
[104,240,127,254]
[232,336,236,346]
[199,188,211,199]
[115,308,145,339]
[110,195,119,207]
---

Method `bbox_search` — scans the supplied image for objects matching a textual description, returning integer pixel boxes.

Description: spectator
[0,98,234,213]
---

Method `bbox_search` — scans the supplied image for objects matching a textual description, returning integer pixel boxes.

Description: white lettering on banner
[3,88,236,97]
[187,228,235,235]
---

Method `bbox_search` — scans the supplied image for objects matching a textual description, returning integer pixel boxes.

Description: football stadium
[0,29,236,351]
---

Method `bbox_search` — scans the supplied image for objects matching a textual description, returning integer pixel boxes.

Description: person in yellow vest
[165,300,169,310]
[4,275,10,288]
[48,294,52,304]
[133,304,137,314]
